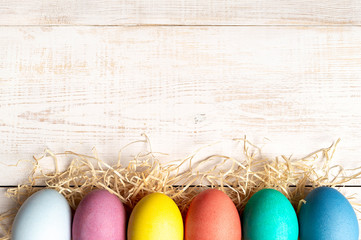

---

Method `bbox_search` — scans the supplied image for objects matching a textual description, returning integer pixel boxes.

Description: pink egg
[72,189,126,240]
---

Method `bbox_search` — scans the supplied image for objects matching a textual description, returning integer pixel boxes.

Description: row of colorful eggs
[11,186,358,240]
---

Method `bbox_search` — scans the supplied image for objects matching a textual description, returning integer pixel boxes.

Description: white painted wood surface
[1,26,361,185]
[1,0,361,237]
[0,0,361,25]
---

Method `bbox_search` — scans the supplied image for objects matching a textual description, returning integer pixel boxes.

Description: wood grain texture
[0,26,361,185]
[0,1,361,25]
[0,0,361,237]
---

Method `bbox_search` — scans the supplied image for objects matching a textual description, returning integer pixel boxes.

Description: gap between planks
[0,24,361,27]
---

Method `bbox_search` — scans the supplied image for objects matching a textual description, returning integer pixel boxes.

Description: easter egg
[127,192,183,240]
[185,189,242,240]
[242,189,298,240]
[11,189,71,240]
[298,186,359,240]
[72,189,127,240]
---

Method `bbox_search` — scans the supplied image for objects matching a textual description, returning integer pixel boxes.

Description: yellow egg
[127,193,184,240]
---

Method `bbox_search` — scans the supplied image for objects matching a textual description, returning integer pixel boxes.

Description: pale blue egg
[12,189,71,240]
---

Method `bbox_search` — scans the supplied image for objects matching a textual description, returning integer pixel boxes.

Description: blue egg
[12,189,72,240]
[299,187,359,240]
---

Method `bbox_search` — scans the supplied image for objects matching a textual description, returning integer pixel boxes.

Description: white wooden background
[1,0,361,237]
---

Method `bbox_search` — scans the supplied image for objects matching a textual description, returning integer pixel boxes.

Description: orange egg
[185,189,242,240]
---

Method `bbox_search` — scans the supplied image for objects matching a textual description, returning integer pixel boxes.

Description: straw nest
[1,136,360,239]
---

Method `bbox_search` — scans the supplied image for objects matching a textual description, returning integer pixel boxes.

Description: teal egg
[242,189,298,240]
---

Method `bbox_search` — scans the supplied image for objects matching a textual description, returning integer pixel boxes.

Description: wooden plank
[0,188,16,238]
[0,1,361,26]
[0,187,360,210]
[0,189,15,213]
[0,26,361,185]
[0,187,361,238]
